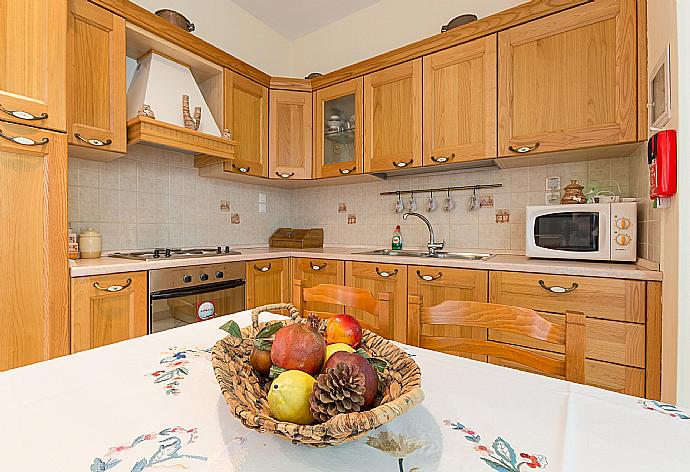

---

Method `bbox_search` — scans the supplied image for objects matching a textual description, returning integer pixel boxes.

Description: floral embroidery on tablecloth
[148,346,212,395]
[639,400,690,420]
[90,426,206,471]
[443,419,548,471]
[366,431,426,472]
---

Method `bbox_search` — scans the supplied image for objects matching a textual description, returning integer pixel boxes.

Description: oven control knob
[182,275,192,283]
[215,271,224,279]
[200,273,209,281]
[224,246,231,253]
[616,218,631,230]
[216,246,222,254]
[616,234,631,246]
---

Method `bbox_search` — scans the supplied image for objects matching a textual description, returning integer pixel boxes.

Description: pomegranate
[271,323,326,375]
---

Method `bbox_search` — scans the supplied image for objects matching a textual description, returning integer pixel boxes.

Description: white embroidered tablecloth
[1,310,687,472]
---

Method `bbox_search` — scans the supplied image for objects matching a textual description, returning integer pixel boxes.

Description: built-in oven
[149,262,246,333]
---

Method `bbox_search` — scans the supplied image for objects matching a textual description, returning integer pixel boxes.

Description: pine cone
[309,362,366,422]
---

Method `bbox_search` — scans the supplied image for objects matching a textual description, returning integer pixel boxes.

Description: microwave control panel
[611,202,637,261]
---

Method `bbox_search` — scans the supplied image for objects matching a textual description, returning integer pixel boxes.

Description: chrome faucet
[402,212,445,255]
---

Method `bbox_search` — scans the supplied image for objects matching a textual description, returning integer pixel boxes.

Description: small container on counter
[68,224,79,259]
[79,227,102,259]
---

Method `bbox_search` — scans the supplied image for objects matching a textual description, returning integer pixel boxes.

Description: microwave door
[530,210,609,260]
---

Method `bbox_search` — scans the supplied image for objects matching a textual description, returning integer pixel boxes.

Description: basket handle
[250,303,300,331]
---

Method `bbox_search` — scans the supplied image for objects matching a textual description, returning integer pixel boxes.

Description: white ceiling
[231,0,380,40]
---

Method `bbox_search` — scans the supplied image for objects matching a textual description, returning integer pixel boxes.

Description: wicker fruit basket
[212,303,424,447]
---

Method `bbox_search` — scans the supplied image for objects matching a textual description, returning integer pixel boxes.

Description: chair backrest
[293,280,390,334]
[407,296,586,383]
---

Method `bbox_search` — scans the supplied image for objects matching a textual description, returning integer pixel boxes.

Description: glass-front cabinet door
[313,78,363,178]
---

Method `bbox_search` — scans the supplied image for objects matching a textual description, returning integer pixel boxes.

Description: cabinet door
[292,258,345,315]
[67,0,126,155]
[71,272,148,352]
[423,35,497,167]
[313,78,363,178]
[0,0,66,132]
[269,90,312,180]
[246,258,290,308]
[225,70,268,177]
[364,59,422,172]
[498,0,637,157]
[0,124,68,370]
[344,261,406,342]
[408,267,488,360]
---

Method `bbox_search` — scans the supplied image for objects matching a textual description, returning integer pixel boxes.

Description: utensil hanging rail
[379,183,502,196]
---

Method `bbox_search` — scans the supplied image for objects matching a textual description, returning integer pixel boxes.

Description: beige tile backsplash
[629,143,662,262]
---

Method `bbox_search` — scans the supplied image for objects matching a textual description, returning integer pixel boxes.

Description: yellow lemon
[325,343,355,361]
[268,370,316,425]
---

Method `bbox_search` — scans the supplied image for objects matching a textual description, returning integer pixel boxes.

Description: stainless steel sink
[357,249,493,261]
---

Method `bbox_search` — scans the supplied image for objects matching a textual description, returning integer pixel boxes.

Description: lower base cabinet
[70,271,148,353]
[246,258,290,309]
[292,258,344,315]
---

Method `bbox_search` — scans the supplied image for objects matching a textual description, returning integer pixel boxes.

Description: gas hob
[110,246,241,261]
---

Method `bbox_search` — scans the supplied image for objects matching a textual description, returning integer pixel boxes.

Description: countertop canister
[79,228,102,259]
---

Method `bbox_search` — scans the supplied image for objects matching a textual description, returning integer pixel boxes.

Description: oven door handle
[150,279,246,300]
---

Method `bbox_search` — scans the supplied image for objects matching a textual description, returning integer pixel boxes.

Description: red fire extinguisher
[648,130,677,200]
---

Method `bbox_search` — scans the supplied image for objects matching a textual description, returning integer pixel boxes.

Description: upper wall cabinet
[364,59,422,173]
[314,78,363,179]
[0,0,66,132]
[423,35,497,166]
[225,70,268,177]
[67,0,126,156]
[498,0,637,157]
[269,90,313,180]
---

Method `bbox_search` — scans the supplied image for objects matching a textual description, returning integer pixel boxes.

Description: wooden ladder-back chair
[293,280,390,336]
[407,296,586,383]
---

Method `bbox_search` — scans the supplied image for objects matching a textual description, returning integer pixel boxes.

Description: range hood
[126,52,235,161]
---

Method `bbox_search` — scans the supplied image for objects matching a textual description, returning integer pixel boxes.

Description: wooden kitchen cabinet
[246,258,290,308]
[0,125,68,370]
[67,0,126,156]
[70,271,148,353]
[344,261,406,342]
[363,59,422,172]
[423,35,497,166]
[0,0,66,132]
[498,0,637,157]
[313,78,363,179]
[225,70,268,177]
[407,266,489,361]
[292,258,345,315]
[269,90,312,180]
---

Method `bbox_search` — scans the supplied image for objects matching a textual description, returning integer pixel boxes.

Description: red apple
[323,351,378,408]
[271,322,326,376]
[325,314,363,348]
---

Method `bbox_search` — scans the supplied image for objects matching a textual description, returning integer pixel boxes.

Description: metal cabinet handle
[0,104,48,121]
[392,159,413,168]
[538,280,578,293]
[94,278,132,292]
[416,270,443,281]
[74,133,112,147]
[275,172,294,179]
[233,164,250,173]
[508,143,540,154]
[375,267,398,278]
[0,128,49,146]
[310,261,327,271]
[430,153,455,164]
[254,263,272,272]
[339,166,356,175]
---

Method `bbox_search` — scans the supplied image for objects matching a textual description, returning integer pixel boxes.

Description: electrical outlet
[258,193,267,203]
[258,203,267,213]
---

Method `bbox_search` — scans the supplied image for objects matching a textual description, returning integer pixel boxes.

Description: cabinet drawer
[489,271,645,323]
[489,312,645,368]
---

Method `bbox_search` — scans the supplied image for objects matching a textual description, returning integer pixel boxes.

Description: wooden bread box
[269,228,324,249]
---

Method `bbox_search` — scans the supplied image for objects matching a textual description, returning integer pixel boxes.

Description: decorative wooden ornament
[182,95,201,130]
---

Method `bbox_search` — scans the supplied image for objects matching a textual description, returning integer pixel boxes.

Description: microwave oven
[525,202,637,261]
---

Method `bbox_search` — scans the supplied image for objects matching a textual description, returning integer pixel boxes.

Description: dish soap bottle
[392,225,403,250]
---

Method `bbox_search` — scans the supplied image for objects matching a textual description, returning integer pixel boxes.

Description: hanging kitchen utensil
[426,190,437,212]
[468,188,479,211]
[409,191,418,212]
[395,192,404,213]
[444,188,455,211]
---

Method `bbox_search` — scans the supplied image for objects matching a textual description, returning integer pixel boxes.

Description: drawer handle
[233,164,250,173]
[339,166,356,175]
[392,159,413,168]
[508,143,540,154]
[254,263,272,272]
[416,270,443,281]
[310,261,327,271]
[430,153,455,164]
[94,278,132,293]
[538,280,578,293]
[375,267,398,278]
[0,103,48,121]
[0,128,49,146]
[275,172,294,179]
[75,133,112,147]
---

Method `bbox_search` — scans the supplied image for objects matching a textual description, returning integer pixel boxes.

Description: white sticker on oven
[197,301,216,321]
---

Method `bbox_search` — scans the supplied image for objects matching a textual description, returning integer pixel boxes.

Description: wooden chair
[407,296,586,382]
[293,280,390,336]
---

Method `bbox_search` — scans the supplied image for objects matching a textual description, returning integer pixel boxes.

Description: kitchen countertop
[69,246,663,281]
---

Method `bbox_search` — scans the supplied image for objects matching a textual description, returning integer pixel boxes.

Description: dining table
[1,309,688,472]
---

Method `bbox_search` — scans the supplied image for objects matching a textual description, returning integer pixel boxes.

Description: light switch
[258,193,267,203]
[258,203,267,213]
